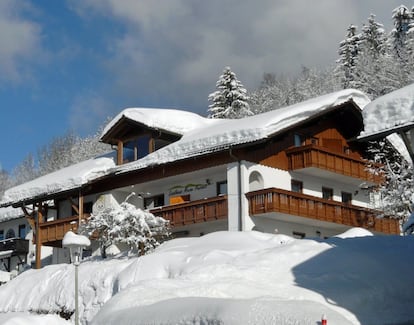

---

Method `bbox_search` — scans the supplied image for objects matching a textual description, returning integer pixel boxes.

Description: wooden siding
[286,144,382,183]
[246,188,400,235]
[151,195,228,227]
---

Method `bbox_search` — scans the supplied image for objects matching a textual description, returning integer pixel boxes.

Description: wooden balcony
[150,195,228,227]
[37,215,90,247]
[246,188,400,235]
[286,144,382,183]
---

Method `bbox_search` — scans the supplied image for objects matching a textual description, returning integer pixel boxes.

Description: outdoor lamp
[62,231,91,325]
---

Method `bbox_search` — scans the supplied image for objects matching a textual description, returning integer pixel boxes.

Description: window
[322,187,333,200]
[291,180,303,193]
[0,230,3,241]
[292,231,306,239]
[294,134,305,147]
[342,192,352,205]
[5,229,15,239]
[217,181,228,196]
[310,137,319,145]
[71,201,94,216]
[18,224,26,239]
[144,194,165,209]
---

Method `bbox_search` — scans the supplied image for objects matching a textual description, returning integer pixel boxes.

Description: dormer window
[118,135,152,165]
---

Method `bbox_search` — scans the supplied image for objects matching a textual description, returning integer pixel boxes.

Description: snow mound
[334,227,373,239]
[0,230,413,325]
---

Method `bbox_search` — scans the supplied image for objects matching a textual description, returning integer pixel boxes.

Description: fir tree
[208,67,252,119]
[356,14,393,97]
[365,138,414,223]
[389,5,414,86]
[335,24,361,89]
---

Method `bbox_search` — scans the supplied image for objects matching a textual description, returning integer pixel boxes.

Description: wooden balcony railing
[38,214,90,246]
[286,144,382,183]
[150,195,228,227]
[246,188,400,235]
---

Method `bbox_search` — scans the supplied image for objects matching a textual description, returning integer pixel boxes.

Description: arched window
[249,171,264,191]
[5,228,15,239]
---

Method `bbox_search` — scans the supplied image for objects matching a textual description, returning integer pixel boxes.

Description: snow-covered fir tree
[0,168,10,197]
[80,193,170,258]
[356,14,394,98]
[208,67,252,119]
[366,138,414,224]
[249,67,340,114]
[335,24,361,89]
[388,5,414,86]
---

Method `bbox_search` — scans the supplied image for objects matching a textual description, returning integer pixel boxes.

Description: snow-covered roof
[116,89,370,174]
[0,206,24,223]
[1,156,116,206]
[1,89,369,207]
[359,83,414,140]
[101,107,215,139]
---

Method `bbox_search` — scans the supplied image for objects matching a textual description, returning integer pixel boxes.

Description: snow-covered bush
[80,196,170,257]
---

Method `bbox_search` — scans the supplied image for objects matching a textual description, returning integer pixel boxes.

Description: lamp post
[62,231,91,325]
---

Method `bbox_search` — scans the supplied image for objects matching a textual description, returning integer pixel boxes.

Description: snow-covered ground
[0,229,413,325]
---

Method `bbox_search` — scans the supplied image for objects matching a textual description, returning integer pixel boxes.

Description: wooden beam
[117,140,123,165]
[35,203,43,269]
[69,197,79,215]
[78,194,84,232]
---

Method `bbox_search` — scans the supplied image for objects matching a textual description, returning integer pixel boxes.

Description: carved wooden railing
[286,144,382,183]
[246,188,400,235]
[151,195,228,227]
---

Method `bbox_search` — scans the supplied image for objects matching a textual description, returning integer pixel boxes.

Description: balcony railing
[38,214,90,246]
[246,188,400,235]
[286,144,382,183]
[0,238,29,255]
[151,195,228,227]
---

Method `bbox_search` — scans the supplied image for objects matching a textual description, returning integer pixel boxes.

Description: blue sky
[0,0,406,173]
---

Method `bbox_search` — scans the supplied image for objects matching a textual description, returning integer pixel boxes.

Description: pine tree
[335,24,361,89]
[388,5,414,86]
[356,14,394,98]
[0,168,10,198]
[365,138,414,223]
[208,67,252,119]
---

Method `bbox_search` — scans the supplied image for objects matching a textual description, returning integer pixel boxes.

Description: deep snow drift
[0,229,413,325]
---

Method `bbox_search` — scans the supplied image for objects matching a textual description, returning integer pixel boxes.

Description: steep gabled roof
[115,89,370,175]
[100,108,215,144]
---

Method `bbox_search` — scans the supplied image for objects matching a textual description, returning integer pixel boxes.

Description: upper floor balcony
[150,195,228,227]
[246,188,400,235]
[37,215,87,247]
[286,144,382,185]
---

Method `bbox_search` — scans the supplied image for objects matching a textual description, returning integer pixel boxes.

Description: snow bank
[0,229,413,325]
[0,312,69,325]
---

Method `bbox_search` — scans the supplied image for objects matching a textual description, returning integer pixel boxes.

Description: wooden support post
[117,140,123,165]
[78,194,84,232]
[35,203,42,269]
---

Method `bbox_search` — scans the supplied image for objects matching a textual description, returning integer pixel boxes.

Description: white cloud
[68,92,115,136]
[0,1,43,83]
[70,0,405,113]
